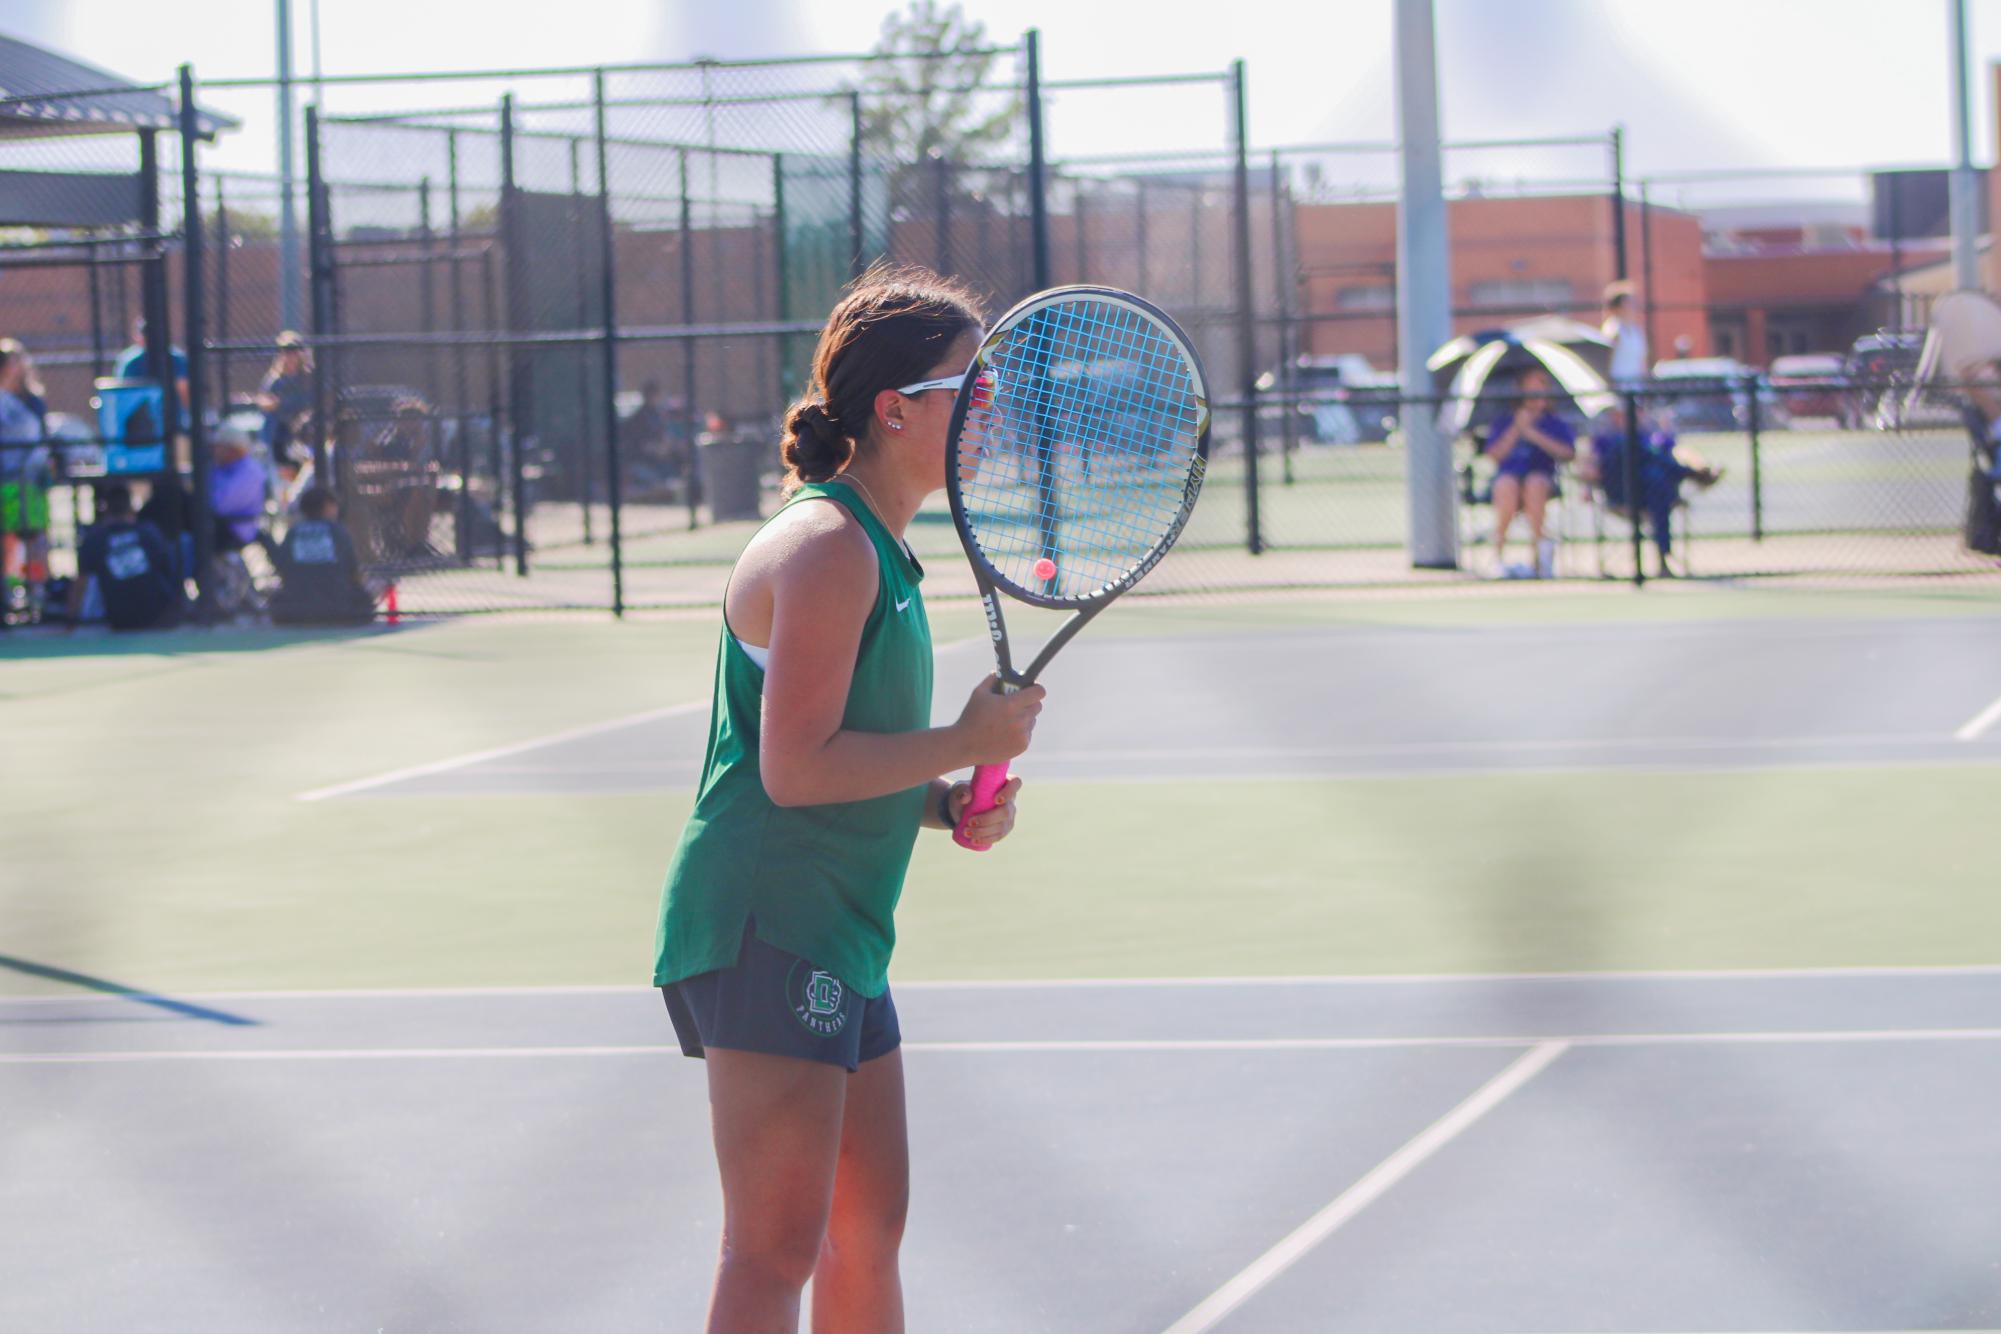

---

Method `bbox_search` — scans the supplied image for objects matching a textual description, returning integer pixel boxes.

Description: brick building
[1287,193,1707,372]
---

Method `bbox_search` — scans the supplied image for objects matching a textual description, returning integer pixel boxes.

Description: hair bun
[797,401,842,443]
[781,398,853,488]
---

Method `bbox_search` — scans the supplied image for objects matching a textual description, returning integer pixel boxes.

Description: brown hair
[780,264,983,494]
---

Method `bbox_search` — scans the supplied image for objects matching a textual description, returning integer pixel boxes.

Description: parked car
[1260,354,1401,444]
[1649,357,1791,432]
[1767,352,1849,424]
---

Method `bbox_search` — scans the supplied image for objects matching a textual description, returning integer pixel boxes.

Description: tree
[858,0,1019,165]
[218,208,280,243]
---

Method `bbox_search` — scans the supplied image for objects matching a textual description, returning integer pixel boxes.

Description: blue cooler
[94,378,169,475]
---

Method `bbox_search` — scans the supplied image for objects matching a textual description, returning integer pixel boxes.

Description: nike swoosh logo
[895,596,912,613]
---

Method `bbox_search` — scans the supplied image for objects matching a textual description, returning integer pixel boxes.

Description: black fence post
[1623,388,1645,586]
[772,153,791,408]
[303,106,332,480]
[178,66,214,612]
[136,130,175,421]
[1639,179,1656,361]
[500,94,529,577]
[213,176,232,414]
[1074,185,1088,281]
[1024,29,1052,290]
[418,177,441,478]
[1270,148,1296,486]
[1746,374,1764,542]
[1134,178,1149,293]
[847,91,865,281]
[593,69,626,619]
[447,129,473,565]
[934,151,952,276]
[1188,182,1203,310]
[1230,60,1262,555]
[678,147,700,529]
[479,249,505,571]
[86,233,106,380]
[569,137,596,547]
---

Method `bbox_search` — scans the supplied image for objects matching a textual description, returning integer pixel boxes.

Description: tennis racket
[945,284,1210,850]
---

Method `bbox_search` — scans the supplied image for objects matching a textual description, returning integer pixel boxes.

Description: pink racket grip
[952,763,1011,850]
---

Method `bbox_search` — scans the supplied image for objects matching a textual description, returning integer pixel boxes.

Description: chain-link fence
[1251,380,1996,585]
[2,51,1994,629]
[0,81,202,624]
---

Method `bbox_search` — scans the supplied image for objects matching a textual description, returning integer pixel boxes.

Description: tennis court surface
[7,970,2001,1331]
[6,582,2001,1330]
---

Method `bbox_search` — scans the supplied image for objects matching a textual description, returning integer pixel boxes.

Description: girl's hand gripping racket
[945,285,1210,849]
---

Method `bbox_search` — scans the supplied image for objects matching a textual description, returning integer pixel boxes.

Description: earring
[888,422,903,431]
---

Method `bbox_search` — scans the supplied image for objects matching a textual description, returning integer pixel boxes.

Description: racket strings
[959,297,1204,600]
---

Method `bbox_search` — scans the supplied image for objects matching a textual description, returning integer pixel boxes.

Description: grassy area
[4,587,1999,995]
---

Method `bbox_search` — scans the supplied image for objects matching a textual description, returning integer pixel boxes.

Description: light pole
[1949,0,1981,291]
[276,0,302,329]
[1396,0,1456,567]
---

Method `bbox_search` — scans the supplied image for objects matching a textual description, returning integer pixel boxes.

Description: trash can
[698,429,766,522]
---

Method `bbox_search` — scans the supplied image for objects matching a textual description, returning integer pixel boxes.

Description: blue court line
[0,956,260,1027]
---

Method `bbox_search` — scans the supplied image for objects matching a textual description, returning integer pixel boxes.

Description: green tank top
[651,481,933,997]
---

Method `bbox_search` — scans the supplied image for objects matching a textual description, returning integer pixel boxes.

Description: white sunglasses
[894,368,995,401]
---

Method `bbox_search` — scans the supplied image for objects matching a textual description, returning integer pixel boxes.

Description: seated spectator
[70,483,181,631]
[1582,403,1724,575]
[1906,294,2001,553]
[1956,362,2001,554]
[370,399,440,558]
[1481,368,1576,578]
[269,485,376,626]
[208,424,273,559]
[623,380,675,484]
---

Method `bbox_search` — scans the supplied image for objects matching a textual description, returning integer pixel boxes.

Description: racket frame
[944,283,1211,691]
[942,285,1210,849]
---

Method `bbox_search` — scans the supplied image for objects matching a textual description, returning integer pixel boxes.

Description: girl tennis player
[654,266,1046,1332]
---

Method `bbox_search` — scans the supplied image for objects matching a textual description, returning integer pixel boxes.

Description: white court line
[293,702,708,802]
[10,1026,2001,1064]
[1027,731,1959,762]
[8,962,2001,1005]
[1159,1041,1571,1334]
[1955,691,2001,742]
[292,634,991,802]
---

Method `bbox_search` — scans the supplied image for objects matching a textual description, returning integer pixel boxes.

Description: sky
[8,0,2001,207]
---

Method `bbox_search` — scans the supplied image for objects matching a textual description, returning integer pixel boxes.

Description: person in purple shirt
[1482,368,1576,576]
[208,425,270,554]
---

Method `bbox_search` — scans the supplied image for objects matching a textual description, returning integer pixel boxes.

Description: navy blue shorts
[661,923,900,1073]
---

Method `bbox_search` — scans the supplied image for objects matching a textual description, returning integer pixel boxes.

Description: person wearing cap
[256,332,315,465]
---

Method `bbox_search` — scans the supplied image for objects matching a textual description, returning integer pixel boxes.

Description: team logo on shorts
[787,961,849,1038]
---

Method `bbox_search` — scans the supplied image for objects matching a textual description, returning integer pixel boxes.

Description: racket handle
[952,763,1011,851]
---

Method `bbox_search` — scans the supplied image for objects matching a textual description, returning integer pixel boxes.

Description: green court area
[4,581,2000,997]
[528,428,1974,585]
